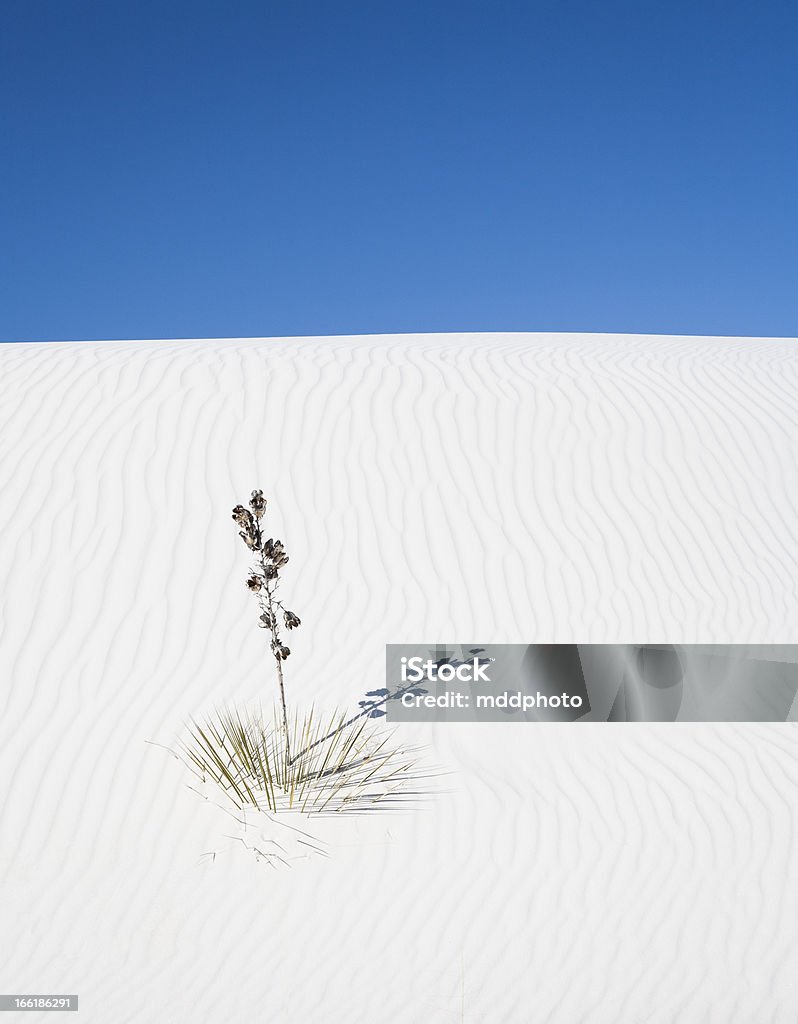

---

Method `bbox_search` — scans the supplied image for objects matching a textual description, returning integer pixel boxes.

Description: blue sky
[2,1,796,341]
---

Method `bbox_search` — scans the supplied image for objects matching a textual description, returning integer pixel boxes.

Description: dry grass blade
[180,704,430,816]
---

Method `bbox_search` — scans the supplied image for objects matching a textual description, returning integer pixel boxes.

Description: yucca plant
[181,704,425,815]
[174,490,431,834]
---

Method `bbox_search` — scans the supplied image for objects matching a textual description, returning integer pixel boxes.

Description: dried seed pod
[249,489,267,518]
[232,505,253,529]
[270,639,291,660]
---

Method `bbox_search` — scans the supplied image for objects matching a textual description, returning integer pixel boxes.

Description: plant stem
[250,520,290,770]
[265,583,291,766]
[250,513,292,769]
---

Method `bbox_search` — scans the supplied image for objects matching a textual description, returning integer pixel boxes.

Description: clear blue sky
[2,1,796,341]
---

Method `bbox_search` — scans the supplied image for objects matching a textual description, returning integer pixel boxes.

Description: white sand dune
[1,333,797,1022]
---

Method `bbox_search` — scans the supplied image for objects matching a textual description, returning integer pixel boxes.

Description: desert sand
[1,333,796,1022]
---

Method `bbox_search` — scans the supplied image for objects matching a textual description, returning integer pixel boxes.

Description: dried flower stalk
[232,490,301,764]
